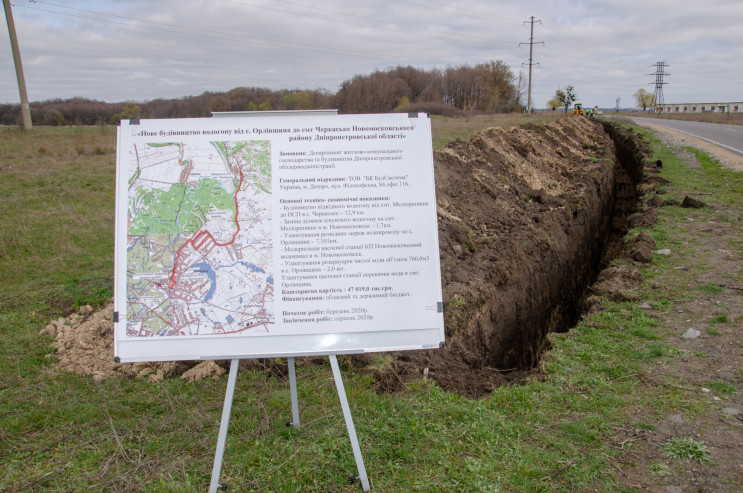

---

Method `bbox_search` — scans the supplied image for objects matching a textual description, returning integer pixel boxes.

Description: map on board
[126,140,273,338]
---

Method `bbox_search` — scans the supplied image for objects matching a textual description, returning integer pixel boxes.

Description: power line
[18,1,445,65]
[539,23,619,61]
[220,0,516,46]
[539,45,641,82]
[396,0,523,25]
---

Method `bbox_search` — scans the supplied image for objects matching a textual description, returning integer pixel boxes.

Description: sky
[2,0,742,109]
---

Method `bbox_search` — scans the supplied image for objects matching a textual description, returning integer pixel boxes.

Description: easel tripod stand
[209,355,371,492]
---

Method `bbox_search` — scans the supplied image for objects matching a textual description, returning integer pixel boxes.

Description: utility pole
[520,16,543,114]
[3,0,32,130]
[649,61,670,112]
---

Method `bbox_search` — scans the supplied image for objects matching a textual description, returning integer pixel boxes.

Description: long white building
[657,102,743,114]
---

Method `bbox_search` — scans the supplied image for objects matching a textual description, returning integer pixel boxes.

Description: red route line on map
[167,168,244,290]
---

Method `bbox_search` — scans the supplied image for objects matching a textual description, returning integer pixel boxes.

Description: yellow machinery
[572,103,585,115]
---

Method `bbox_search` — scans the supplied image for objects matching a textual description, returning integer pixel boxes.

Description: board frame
[114,113,444,362]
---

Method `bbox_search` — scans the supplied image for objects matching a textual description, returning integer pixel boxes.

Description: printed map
[126,140,273,337]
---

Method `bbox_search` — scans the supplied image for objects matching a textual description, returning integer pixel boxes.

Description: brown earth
[375,116,652,396]
[46,116,644,394]
[42,303,226,383]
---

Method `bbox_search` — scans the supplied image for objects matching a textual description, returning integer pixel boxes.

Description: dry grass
[430,111,565,150]
[0,124,116,310]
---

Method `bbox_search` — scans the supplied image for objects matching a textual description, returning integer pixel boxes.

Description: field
[1,116,742,492]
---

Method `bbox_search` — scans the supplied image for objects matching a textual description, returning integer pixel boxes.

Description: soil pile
[44,300,225,383]
[379,116,639,395]
[45,116,655,396]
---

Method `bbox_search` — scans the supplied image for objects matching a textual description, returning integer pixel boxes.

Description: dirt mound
[375,116,623,395]
[45,300,224,383]
[45,116,658,397]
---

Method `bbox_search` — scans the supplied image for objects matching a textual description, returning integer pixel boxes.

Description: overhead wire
[396,0,523,26]
[14,0,669,104]
[220,0,517,47]
[539,23,622,61]
[20,1,446,65]
[26,0,628,72]
[538,45,642,82]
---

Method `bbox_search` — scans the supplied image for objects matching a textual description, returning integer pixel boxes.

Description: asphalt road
[627,116,743,156]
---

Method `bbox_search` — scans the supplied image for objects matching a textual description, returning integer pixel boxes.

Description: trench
[490,121,645,371]
[383,120,649,397]
[598,121,647,264]
[356,119,651,396]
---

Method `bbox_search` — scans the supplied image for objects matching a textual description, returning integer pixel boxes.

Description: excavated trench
[354,117,654,397]
[48,117,657,395]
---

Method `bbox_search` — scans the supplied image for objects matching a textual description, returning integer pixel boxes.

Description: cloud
[1,0,742,107]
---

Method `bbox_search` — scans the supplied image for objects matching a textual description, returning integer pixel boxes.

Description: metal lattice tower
[649,61,670,107]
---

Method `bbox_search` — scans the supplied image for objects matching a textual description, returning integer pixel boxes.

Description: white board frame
[114,113,444,362]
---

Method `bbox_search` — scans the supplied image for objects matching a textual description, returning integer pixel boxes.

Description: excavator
[572,103,585,115]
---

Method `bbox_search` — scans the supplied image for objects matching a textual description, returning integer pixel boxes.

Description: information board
[114,113,444,362]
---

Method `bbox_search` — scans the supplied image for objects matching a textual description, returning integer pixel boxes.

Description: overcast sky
[2,0,742,109]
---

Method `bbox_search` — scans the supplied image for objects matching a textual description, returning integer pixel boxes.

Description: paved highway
[627,116,743,156]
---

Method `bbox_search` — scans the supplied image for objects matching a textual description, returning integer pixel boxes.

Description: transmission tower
[649,61,670,109]
[520,16,543,114]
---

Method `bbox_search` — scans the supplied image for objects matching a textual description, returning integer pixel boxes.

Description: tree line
[0,61,525,126]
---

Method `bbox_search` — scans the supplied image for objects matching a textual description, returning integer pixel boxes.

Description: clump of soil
[44,116,658,397]
[45,300,224,383]
[681,195,706,209]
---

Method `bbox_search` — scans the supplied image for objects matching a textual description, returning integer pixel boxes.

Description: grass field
[1,118,740,491]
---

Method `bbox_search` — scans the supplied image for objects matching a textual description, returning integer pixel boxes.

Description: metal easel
[208,355,370,492]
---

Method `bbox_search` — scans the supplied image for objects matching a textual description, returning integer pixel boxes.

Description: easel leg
[209,359,240,493]
[329,355,371,491]
[287,357,300,429]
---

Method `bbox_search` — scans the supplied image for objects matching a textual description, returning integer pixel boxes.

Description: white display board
[114,113,444,362]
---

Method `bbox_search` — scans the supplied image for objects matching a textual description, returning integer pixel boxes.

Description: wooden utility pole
[3,0,32,130]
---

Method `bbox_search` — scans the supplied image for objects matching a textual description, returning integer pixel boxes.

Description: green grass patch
[0,125,116,314]
[683,147,743,205]
[661,436,712,463]
[697,282,724,293]
[706,381,736,396]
